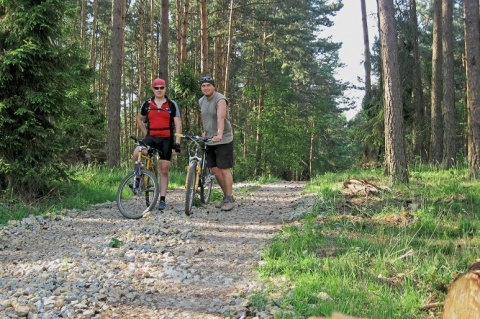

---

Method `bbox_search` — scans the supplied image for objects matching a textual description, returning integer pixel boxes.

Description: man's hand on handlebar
[211,135,222,142]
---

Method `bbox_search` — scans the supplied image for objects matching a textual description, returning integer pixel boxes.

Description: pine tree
[0,0,95,198]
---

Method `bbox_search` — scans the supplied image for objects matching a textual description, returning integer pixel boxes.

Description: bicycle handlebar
[129,135,149,148]
[129,136,160,155]
[174,133,212,143]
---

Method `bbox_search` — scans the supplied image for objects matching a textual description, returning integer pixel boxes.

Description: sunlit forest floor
[1,165,479,318]
[256,167,480,318]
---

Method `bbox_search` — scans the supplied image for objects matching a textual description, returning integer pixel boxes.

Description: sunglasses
[200,76,213,82]
[154,86,165,90]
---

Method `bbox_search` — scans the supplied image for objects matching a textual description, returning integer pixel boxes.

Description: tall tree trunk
[180,0,189,64]
[360,0,372,101]
[89,0,98,69]
[213,36,225,90]
[122,76,128,162]
[107,0,126,167]
[176,0,183,68]
[79,0,86,48]
[137,0,146,131]
[99,24,111,117]
[150,0,156,80]
[441,0,455,169]
[464,0,480,177]
[409,0,426,161]
[200,0,208,74]
[379,0,409,184]
[159,0,169,80]
[224,0,234,96]
[309,118,315,179]
[255,30,269,177]
[430,0,443,164]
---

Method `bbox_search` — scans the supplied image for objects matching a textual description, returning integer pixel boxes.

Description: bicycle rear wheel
[185,163,197,216]
[200,166,214,204]
[116,169,159,219]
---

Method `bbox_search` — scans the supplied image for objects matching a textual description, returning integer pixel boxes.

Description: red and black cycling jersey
[140,96,179,138]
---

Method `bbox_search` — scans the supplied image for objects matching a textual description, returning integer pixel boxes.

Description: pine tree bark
[159,0,169,80]
[200,0,208,74]
[79,0,87,49]
[255,30,269,177]
[360,0,372,101]
[430,0,443,165]
[106,0,126,167]
[137,0,146,137]
[176,0,183,68]
[379,0,409,184]
[441,0,455,169]
[464,0,480,177]
[180,0,189,64]
[224,0,234,96]
[213,36,225,90]
[150,0,156,80]
[89,0,98,69]
[408,0,426,161]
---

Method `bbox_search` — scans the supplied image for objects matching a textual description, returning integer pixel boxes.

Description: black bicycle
[116,136,160,219]
[176,133,216,216]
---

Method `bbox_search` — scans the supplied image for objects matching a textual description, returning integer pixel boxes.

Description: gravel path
[0,181,315,319]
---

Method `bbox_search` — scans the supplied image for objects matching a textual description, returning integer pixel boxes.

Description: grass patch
[257,166,480,318]
[0,164,189,224]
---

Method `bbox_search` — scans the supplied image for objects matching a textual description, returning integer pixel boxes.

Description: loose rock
[0,182,314,318]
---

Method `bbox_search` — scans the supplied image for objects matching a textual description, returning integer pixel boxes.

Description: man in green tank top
[199,76,235,211]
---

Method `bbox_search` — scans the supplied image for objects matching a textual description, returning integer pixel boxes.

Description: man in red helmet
[132,78,182,210]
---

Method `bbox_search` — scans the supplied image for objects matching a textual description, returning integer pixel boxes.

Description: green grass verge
[0,164,188,224]
[255,166,480,318]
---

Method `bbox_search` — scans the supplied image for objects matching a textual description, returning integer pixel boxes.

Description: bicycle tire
[185,162,197,216]
[147,157,159,208]
[116,169,159,219]
[200,165,213,204]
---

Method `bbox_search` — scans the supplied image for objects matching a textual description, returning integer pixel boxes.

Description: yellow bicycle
[176,133,215,216]
[116,136,160,219]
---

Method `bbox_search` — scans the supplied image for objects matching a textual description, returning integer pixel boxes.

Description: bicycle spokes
[204,173,215,185]
[117,169,160,219]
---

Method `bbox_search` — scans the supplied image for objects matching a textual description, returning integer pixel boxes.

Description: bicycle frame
[175,133,214,215]
[185,142,202,187]
[116,136,160,219]
[136,144,158,178]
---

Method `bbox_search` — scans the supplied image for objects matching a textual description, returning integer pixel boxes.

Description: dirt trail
[0,181,316,319]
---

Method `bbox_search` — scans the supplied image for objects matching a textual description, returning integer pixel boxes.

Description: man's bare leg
[212,167,234,210]
[159,160,170,197]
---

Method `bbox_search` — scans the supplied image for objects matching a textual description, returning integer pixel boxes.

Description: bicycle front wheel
[185,163,197,216]
[200,166,214,204]
[116,169,159,219]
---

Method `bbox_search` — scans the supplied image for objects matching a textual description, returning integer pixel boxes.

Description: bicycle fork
[133,160,146,193]
[185,161,201,189]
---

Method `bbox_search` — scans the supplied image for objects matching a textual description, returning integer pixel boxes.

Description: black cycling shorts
[142,136,173,161]
[205,141,234,169]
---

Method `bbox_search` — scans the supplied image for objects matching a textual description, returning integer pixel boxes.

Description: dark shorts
[142,136,173,161]
[205,141,234,169]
